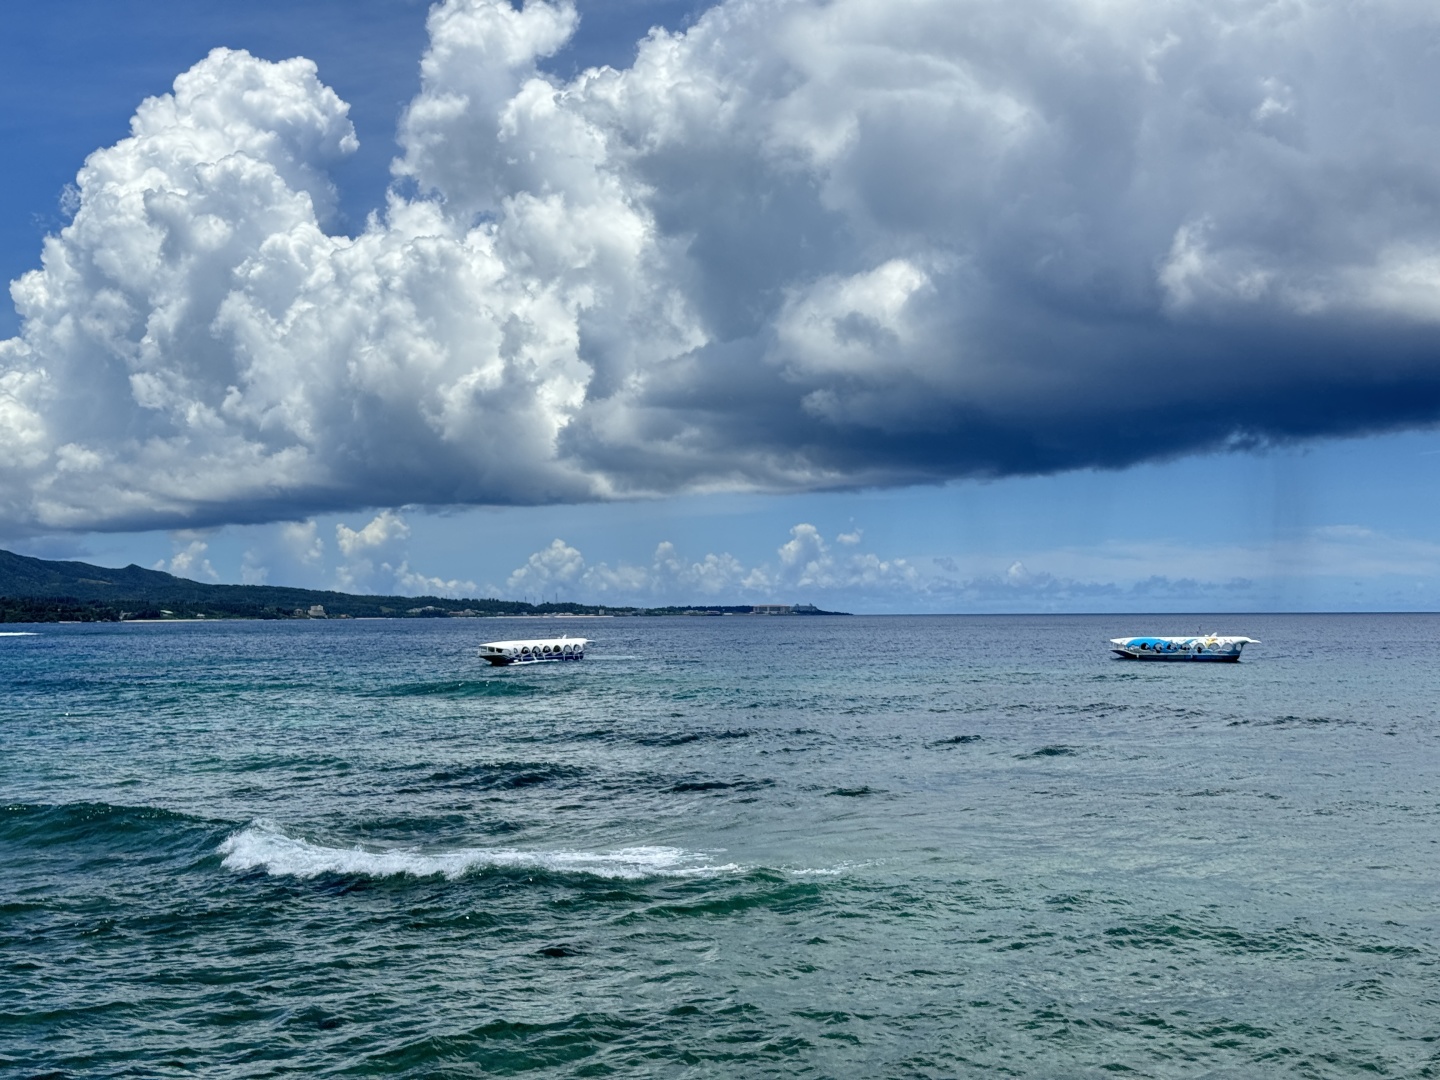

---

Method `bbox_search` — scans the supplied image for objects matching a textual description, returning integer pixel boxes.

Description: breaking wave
[218,822,739,881]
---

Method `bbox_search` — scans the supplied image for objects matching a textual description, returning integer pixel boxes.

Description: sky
[2,0,1439,613]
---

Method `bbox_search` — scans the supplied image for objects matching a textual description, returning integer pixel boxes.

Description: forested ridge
[0,549,599,621]
[0,550,847,622]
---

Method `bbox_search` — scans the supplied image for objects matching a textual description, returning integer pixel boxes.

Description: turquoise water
[3,614,1438,1077]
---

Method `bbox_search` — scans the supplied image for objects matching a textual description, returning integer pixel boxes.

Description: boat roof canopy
[480,637,588,650]
[1110,635,1258,646]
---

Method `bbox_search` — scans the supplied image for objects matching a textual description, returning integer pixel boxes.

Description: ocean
[2,614,1438,1078]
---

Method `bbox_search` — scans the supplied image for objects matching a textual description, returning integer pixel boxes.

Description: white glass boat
[478,635,587,666]
[1110,634,1258,662]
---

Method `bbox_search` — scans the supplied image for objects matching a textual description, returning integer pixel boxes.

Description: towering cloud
[5,0,1440,533]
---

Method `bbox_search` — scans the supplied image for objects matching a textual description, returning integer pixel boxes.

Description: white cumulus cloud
[281,519,324,564]
[154,534,219,581]
[333,508,463,594]
[335,509,410,557]
[506,537,586,595]
[499,522,921,604]
[391,561,478,599]
[6,0,1440,534]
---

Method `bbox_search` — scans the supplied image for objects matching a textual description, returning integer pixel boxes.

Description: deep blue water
[2,614,1438,1078]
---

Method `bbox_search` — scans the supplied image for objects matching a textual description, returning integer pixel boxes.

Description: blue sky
[2,0,1439,612]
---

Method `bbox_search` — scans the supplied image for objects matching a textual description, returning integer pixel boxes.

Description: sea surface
[2,614,1438,1078]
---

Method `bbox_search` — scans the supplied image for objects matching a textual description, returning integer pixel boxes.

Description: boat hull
[478,636,587,666]
[1109,635,1257,662]
[481,652,584,667]
[1111,649,1242,662]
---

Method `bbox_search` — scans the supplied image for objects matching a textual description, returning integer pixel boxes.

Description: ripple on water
[6,614,1440,1077]
[392,761,585,794]
[372,678,547,699]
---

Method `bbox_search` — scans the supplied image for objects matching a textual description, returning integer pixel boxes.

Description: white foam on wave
[0,632,39,637]
[785,860,870,877]
[218,822,740,881]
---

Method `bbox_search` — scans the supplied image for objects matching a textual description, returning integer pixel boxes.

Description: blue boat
[1110,634,1258,662]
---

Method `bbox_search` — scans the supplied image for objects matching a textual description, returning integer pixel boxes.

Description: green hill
[0,548,602,622]
[0,548,849,622]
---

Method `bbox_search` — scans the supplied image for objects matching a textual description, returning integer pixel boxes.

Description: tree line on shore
[0,549,845,622]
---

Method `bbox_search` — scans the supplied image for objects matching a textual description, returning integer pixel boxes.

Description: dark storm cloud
[4,0,1440,531]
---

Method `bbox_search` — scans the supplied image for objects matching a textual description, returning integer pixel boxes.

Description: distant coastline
[0,549,848,623]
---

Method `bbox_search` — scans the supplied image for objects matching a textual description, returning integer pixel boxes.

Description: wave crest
[218,823,737,881]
